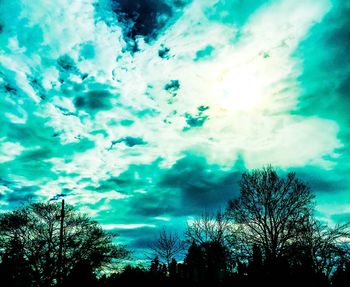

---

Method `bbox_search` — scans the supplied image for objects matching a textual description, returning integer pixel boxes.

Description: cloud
[108,0,190,50]
[1,0,349,259]
[0,179,39,208]
[160,154,241,213]
[194,45,215,61]
[110,136,147,148]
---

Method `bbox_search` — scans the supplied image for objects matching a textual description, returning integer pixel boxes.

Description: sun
[213,67,264,112]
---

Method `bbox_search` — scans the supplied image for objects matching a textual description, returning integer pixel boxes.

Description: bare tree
[226,166,314,261]
[298,219,350,279]
[185,211,235,274]
[150,228,185,267]
[186,210,229,246]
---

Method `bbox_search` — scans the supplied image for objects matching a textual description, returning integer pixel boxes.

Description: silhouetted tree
[160,263,168,275]
[295,218,350,281]
[203,241,229,282]
[332,262,350,287]
[186,211,229,246]
[0,236,32,287]
[247,244,263,284]
[63,261,98,287]
[184,241,205,283]
[150,227,185,267]
[226,166,314,263]
[168,258,178,278]
[0,201,129,287]
[184,240,229,285]
[150,256,160,273]
[186,211,233,279]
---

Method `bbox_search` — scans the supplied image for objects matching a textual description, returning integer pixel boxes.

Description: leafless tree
[185,210,235,272]
[226,166,314,261]
[150,227,185,267]
[297,218,350,278]
[186,210,229,246]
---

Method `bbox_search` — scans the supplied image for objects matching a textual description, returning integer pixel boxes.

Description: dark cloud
[0,111,95,181]
[28,77,46,100]
[129,191,179,217]
[184,113,208,129]
[292,2,350,197]
[56,55,81,84]
[0,66,22,98]
[5,186,39,204]
[109,136,147,149]
[183,106,210,130]
[55,105,79,117]
[107,0,187,51]
[294,2,350,120]
[86,176,128,193]
[160,154,240,214]
[112,0,172,39]
[49,193,66,201]
[194,45,215,61]
[120,119,135,126]
[116,226,159,248]
[292,166,349,194]
[0,179,39,206]
[57,55,79,74]
[93,159,163,195]
[95,154,242,220]
[197,105,209,112]
[74,90,114,112]
[164,80,180,97]
[158,44,171,59]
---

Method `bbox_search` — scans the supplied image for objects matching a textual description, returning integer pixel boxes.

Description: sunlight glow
[214,68,264,111]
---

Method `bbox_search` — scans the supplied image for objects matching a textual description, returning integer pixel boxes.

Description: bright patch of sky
[1,0,349,257]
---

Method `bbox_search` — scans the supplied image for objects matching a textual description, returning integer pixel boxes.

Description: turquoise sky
[0,0,349,258]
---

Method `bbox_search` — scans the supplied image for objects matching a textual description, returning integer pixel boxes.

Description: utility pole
[58,199,65,286]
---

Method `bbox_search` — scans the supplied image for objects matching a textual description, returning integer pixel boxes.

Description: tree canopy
[1,167,350,287]
[0,201,128,287]
[226,165,314,261]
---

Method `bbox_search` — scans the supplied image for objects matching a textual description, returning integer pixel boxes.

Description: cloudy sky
[0,0,349,258]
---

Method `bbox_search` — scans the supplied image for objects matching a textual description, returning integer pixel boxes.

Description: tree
[184,241,205,282]
[168,258,178,278]
[0,201,129,287]
[150,228,185,267]
[226,166,314,262]
[185,210,233,275]
[0,235,32,287]
[247,244,263,277]
[296,218,350,280]
[186,211,229,246]
[150,256,160,273]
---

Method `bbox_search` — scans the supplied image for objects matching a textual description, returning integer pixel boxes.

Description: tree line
[0,166,349,286]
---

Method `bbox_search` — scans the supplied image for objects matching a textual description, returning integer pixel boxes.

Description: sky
[0,0,349,259]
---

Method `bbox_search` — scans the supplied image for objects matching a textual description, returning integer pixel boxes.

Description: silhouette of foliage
[226,165,314,262]
[0,201,129,287]
[186,211,229,246]
[1,167,350,287]
[150,227,185,267]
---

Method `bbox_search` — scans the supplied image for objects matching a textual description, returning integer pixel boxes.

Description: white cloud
[1,0,340,204]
